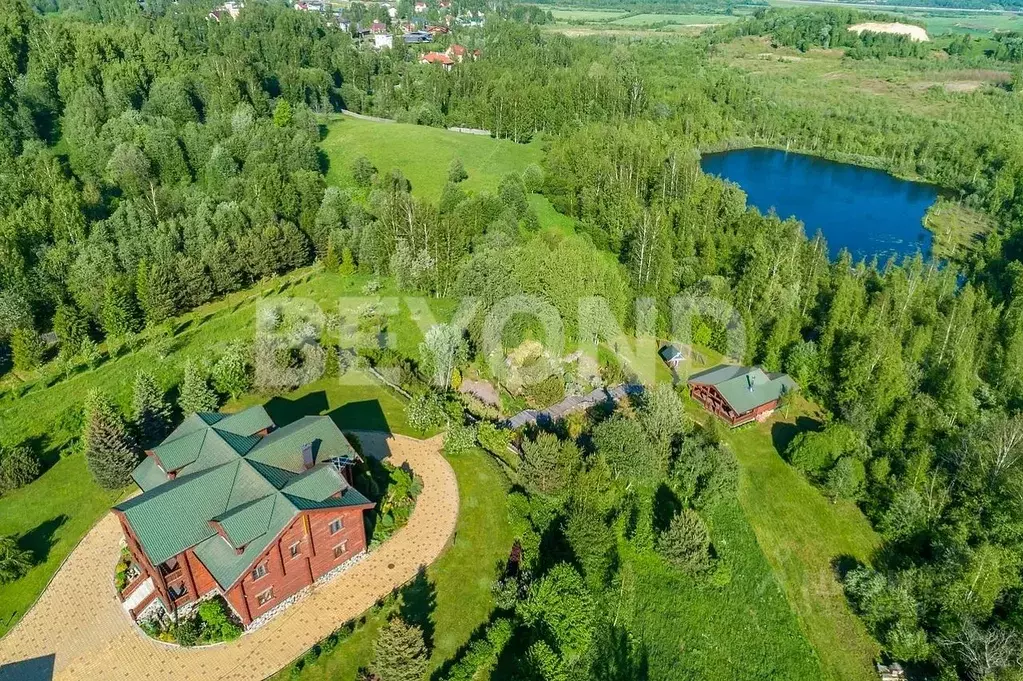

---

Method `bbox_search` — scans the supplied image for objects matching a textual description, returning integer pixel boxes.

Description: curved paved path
[0,432,456,681]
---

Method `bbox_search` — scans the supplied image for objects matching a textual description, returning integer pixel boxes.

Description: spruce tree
[10,327,44,371]
[179,361,219,415]
[102,276,141,339]
[372,617,429,681]
[84,390,141,490]
[132,371,172,446]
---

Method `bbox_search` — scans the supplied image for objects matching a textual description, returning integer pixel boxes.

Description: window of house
[251,562,268,581]
[333,541,347,559]
[329,518,343,534]
[256,588,274,607]
[289,542,301,558]
[169,582,187,600]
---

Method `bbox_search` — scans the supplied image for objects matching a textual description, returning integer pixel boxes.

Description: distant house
[208,0,242,21]
[446,43,466,62]
[687,365,796,427]
[374,33,393,49]
[404,30,432,43]
[370,20,387,33]
[114,406,373,629]
[414,1,427,12]
[426,24,449,34]
[439,0,450,7]
[421,51,454,69]
[658,344,685,369]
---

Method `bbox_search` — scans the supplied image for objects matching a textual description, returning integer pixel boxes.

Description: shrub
[443,421,478,456]
[406,392,446,433]
[352,156,376,187]
[524,374,564,409]
[522,164,544,193]
[174,617,200,646]
[197,597,242,642]
[656,508,712,574]
[0,444,41,494]
[825,456,866,500]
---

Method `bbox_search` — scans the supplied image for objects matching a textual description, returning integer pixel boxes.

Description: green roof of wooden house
[687,365,797,415]
[116,406,371,590]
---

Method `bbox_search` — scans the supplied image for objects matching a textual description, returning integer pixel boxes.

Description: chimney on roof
[302,442,315,469]
[747,373,755,392]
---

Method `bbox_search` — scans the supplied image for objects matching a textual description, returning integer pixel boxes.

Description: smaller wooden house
[687,365,796,427]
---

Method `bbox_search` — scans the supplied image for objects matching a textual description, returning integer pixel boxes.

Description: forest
[2,0,1023,679]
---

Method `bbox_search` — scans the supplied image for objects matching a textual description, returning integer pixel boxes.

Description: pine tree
[179,361,219,415]
[84,390,140,490]
[102,276,141,338]
[372,617,429,681]
[339,247,356,277]
[132,371,172,446]
[323,231,340,272]
[10,327,44,372]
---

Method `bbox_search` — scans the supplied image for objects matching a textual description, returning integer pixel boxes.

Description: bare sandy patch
[848,22,929,42]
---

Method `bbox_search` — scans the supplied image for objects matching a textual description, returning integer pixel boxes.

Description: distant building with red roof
[421,51,454,69]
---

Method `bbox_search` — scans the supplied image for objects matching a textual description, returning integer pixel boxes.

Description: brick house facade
[115,407,374,628]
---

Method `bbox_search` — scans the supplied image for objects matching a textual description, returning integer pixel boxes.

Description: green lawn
[627,496,823,680]
[0,453,122,637]
[720,402,882,681]
[271,448,514,680]
[322,116,544,200]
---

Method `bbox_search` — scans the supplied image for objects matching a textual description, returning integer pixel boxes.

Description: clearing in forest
[720,403,882,681]
[848,21,929,41]
[322,116,543,199]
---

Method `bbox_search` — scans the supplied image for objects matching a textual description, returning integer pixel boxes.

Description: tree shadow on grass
[18,515,68,566]
[399,566,437,650]
[327,399,391,434]
[264,391,330,427]
[771,415,823,459]
[652,483,682,536]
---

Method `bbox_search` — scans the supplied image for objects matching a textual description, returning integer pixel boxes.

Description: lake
[700,148,938,261]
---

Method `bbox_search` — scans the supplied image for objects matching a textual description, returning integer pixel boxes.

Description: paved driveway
[0,432,457,681]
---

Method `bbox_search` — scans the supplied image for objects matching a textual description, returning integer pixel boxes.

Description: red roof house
[421,51,454,69]
[446,43,467,62]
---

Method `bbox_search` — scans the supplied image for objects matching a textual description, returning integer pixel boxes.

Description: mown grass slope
[322,116,543,199]
[720,402,882,681]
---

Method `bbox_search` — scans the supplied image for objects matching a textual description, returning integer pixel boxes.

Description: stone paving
[0,432,457,681]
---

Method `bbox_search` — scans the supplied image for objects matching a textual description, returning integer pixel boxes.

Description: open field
[767,0,1023,34]
[549,7,629,21]
[717,400,882,681]
[611,12,740,26]
[322,116,543,199]
[271,448,514,680]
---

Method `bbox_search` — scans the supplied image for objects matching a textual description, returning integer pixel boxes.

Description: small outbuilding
[658,344,685,370]
[687,364,796,427]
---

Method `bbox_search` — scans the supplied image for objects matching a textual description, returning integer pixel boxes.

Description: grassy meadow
[716,400,882,681]
[322,116,543,200]
[270,448,514,680]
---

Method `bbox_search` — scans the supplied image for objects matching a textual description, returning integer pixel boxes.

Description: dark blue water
[700,148,937,261]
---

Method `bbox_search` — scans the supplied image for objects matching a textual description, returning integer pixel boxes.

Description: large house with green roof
[687,365,797,427]
[114,406,374,629]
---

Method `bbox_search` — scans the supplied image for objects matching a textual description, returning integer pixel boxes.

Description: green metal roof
[131,456,171,493]
[117,408,370,590]
[246,416,358,473]
[688,365,797,415]
[213,495,278,549]
[282,465,346,503]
